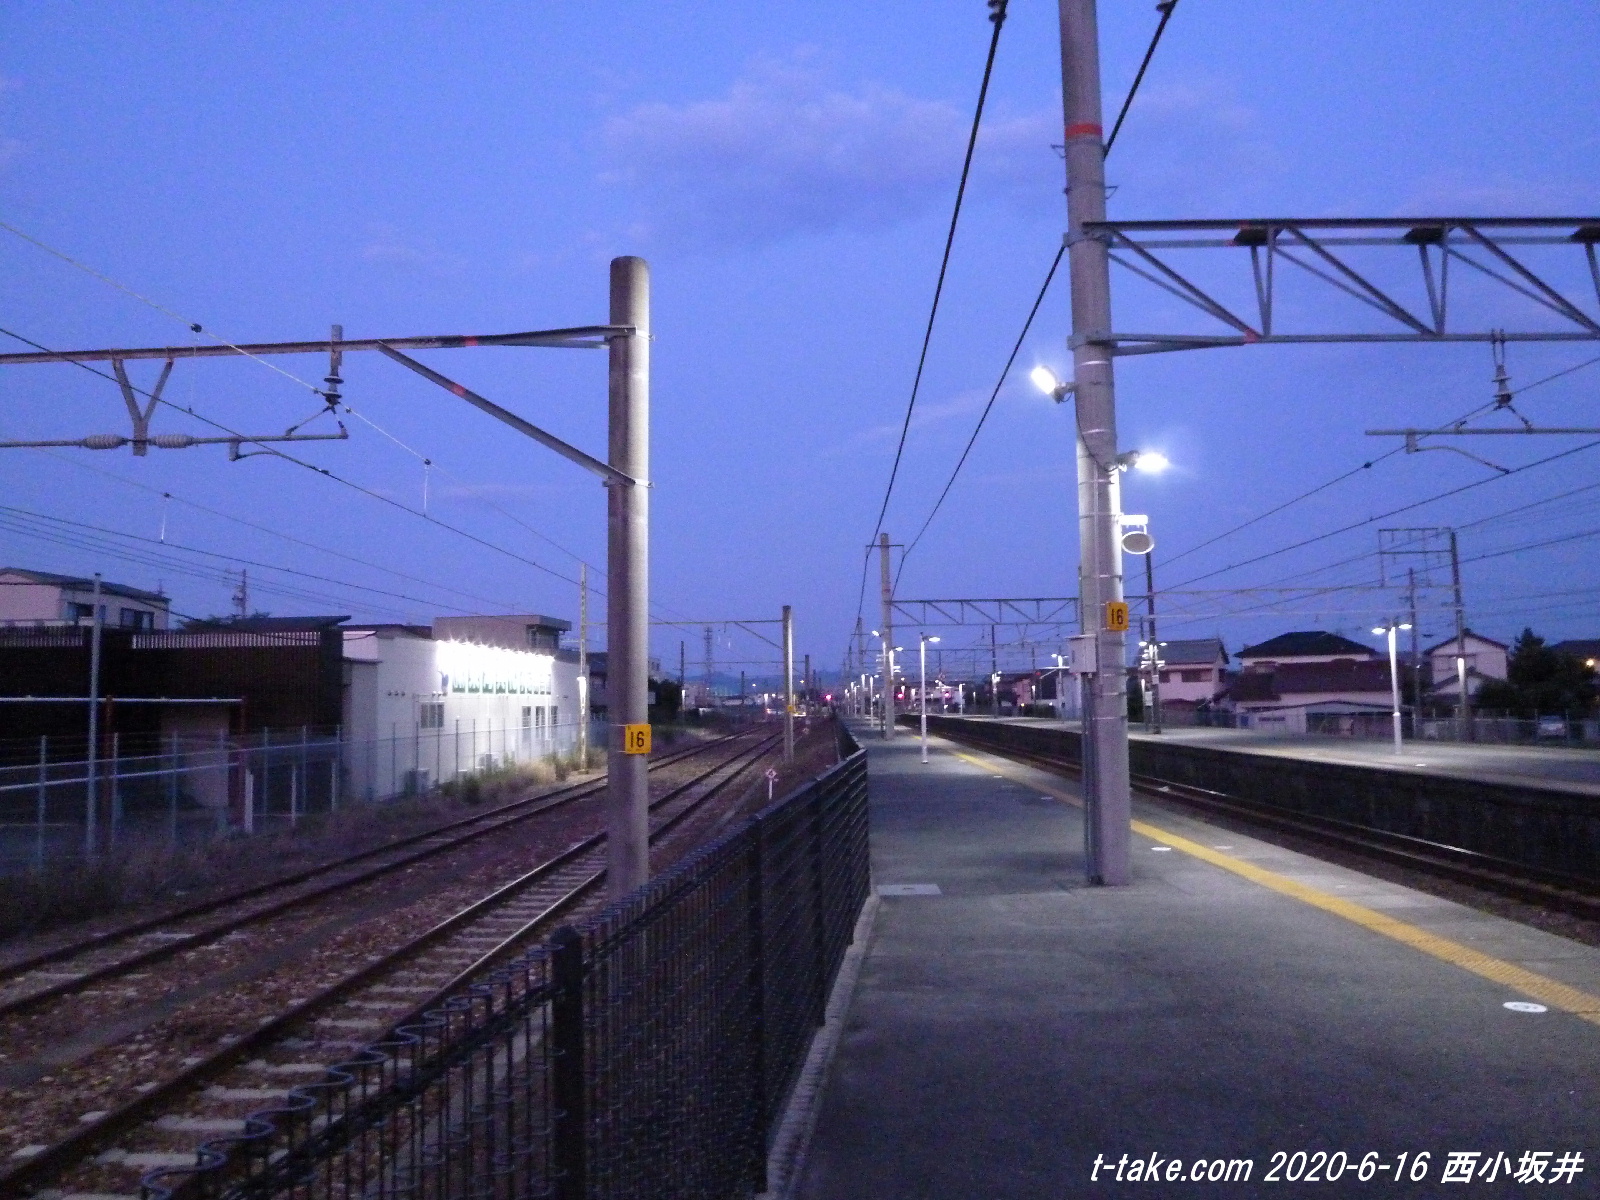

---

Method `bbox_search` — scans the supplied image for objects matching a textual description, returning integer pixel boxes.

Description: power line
[3,439,536,613]
[1166,438,1600,590]
[1104,0,1180,153]
[0,323,586,589]
[0,505,503,615]
[898,242,1067,582]
[868,0,1009,543]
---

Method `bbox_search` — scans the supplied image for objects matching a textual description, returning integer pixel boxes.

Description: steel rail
[0,728,784,1198]
[0,732,750,1017]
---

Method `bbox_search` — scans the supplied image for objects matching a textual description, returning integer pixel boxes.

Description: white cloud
[600,58,1057,248]
[358,226,466,279]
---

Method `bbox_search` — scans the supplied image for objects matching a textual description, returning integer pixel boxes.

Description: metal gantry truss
[1090,217,1600,354]
[890,596,1080,629]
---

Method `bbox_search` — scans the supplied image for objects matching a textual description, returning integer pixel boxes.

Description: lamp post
[919,634,941,763]
[1373,620,1413,755]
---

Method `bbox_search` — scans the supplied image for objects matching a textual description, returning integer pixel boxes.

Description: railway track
[0,730,746,1022]
[931,726,1600,923]
[0,728,783,1199]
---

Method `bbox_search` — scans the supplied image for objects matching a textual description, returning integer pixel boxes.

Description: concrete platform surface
[796,728,1599,1198]
[996,715,1600,796]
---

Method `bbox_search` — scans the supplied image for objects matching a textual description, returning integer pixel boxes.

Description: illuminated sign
[435,640,555,696]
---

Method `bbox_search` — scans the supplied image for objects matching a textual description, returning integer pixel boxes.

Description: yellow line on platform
[948,743,1600,1028]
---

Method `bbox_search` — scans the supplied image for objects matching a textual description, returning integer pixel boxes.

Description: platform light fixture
[1373,620,1413,756]
[919,633,941,763]
[1029,364,1076,402]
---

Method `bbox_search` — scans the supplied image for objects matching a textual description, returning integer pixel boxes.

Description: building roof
[1237,631,1377,660]
[1422,628,1507,654]
[1226,659,1392,702]
[1158,637,1227,666]
[0,567,170,605]
[183,615,349,632]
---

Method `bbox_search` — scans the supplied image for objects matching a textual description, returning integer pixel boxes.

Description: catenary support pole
[1449,530,1472,742]
[606,255,650,899]
[85,574,102,859]
[578,562,589,769]
[879,533,895,739]
[1144,551,1162,734]
[782,605,795,762]
[1407,568,1420,736]
[919,637,930,764]
[1059,0,1131,884]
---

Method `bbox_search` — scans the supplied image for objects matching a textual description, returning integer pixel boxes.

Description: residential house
[1424,631,1508,705]
[1154,638,1228,706]
[1224,630,1390,733]
[0,567,170,631]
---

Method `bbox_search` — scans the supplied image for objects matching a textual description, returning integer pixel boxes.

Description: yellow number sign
[622,723,652,755]
[1104,601,1130,632]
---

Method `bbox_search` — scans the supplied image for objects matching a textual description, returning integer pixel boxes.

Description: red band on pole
[1064,122,1103,139]
[462,336,479,347]
[451,383,467,396]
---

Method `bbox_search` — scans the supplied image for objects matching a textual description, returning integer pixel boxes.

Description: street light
[1029,364,1076,402]
[1373,620,1413,754]
[919,634,941,763]
[1115,449,1169,474]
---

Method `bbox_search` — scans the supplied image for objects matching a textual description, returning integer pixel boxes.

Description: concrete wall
[916,715,1600,886]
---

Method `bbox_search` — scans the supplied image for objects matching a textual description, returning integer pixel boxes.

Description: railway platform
[794,726,1600,1198]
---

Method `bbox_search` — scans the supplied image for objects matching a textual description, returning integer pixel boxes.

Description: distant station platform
[991,715,1600,797]
[794,725,1599,1198]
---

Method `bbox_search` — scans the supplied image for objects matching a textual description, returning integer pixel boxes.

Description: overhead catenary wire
[4,440,535,614]
[0,323,589,590]
[0,505,511,616]
[888,0,1185,599]
[865,0,1010,547]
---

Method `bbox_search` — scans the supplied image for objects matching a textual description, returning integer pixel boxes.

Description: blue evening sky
[2,2,1598,678]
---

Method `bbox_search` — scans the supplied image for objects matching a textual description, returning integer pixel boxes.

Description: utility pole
[990,624,1000,718]
[703,625,715,708]
[803,653,811,702]
[678,640,685,688]
[1449,530,1473,742]
[782,604,795,762]
[232,568,249,619]
[606,255,650,900]
[578,562,589,768]
[86,574,102,858]
[1145,552,1162,734]
[879,533,895,739]
[1058,0,1131,885]
[1406,567,1420,736]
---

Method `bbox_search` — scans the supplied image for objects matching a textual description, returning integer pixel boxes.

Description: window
[1180,670,1206,683]
[119,607,154,630]
[521,706,532,728]
[66,602,96,623]
[419,703,445,730]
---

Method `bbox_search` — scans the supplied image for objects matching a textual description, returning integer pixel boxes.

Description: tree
[1474,628,1595,717]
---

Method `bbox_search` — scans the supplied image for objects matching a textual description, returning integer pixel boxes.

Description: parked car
[1535,715,1568,739]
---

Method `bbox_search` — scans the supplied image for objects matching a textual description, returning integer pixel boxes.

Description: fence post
[168,732,179,846]
[35,735,47,872]
[550,926,587,1200]
[746,818,769,1192]
[110,731,121,847]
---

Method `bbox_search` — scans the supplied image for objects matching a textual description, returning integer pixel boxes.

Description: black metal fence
[145,727,869,1200]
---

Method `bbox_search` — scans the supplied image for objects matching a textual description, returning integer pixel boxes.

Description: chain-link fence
[0,718,607,872]
[142,724,870,1199]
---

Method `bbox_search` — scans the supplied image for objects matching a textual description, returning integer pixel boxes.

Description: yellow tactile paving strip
[949,747,1600,1029]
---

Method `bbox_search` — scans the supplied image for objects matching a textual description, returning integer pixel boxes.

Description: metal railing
[144,725,870,1199]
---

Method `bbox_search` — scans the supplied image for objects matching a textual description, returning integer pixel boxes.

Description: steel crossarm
[1082,217,1600,354]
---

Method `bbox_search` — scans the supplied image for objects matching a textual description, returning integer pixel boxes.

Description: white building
[1424,631,1508,702]
[341,614,582,801]
[0,567,170,630]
